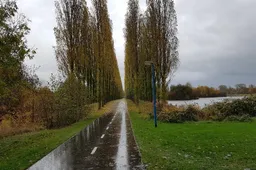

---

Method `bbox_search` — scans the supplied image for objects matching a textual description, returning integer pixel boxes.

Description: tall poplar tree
[55,0,123,111]
[124,0,179,103]
[124,0,140,104]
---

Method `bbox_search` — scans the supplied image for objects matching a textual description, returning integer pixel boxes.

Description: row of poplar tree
[54,0,123,108]
[124,0,179,104]
[0,0,123,131]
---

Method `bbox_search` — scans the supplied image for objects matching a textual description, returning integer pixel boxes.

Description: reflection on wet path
[28,100,144,170]
[116,101,128,169]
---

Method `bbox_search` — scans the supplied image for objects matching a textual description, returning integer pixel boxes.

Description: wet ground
[28,100,144,170]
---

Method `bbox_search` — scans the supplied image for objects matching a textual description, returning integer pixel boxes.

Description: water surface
[168,96,243,108]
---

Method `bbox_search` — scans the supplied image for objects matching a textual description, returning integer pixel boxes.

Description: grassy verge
[0,100,119,170]
[128,100,256,170]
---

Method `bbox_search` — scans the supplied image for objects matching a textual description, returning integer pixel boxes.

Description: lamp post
[145,61,157,127]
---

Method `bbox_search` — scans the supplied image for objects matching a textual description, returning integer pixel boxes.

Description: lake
[168,96,244,108]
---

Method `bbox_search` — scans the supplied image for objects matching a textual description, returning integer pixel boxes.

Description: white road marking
[101,134,105,139]
[91,147,98,155]
[106,126,109,130]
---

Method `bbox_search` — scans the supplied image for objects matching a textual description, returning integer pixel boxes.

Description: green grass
[130,111,256,170]
[0,100,119,170]
[0,119,95,170]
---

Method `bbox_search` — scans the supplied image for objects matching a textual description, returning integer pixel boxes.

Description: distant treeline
[168,83,256,100]
[219,84,256,95]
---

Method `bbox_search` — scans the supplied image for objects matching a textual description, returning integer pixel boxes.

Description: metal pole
[151,64,157,127]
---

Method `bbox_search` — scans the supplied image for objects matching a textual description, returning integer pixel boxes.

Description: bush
[34,87,56,128]
[53,74,88,127]
[184,105,201,121]
[203,96,256,121]
[224,114,252,122]
[158,104,200,123]
[0,111,43,138]
[157,96,256,123]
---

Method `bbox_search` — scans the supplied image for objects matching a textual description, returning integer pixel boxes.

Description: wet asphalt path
[28,100,144,170]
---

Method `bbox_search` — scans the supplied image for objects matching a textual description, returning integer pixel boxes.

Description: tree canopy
[0,0,36,118]
[54,0,123,108]
[124,0,179,103]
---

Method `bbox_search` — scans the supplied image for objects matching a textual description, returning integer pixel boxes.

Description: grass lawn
[128,101,256,170]
[0,100,119,170]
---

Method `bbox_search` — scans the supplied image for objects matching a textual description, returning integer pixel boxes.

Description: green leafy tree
[0,0,35,118]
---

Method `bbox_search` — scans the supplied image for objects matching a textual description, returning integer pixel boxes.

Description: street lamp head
[145,61,153,66]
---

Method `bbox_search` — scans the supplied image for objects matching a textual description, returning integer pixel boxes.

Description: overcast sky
[18,0,256,88]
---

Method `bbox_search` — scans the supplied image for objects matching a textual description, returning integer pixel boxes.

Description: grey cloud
[18,0,57,83]
[173,0,256,87]
[17,0,256,88]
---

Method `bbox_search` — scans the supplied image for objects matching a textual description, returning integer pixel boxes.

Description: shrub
[0,112,43,138]
[158,104,200,123]
[33,74,89,129]
[139,101,153,118]
[204,96,256,121]
[224,114,252,122]
[53,74,88,127]
[157,96,256,123]
[34,87,56,128]
[133,96,256,124]
[184,105,201,121]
